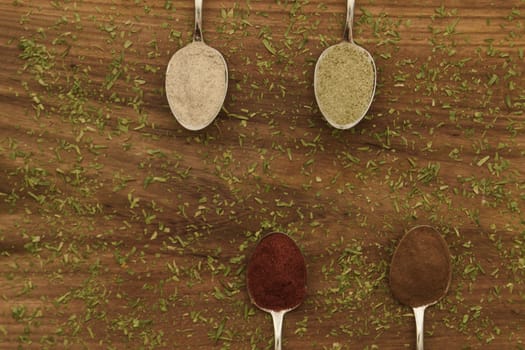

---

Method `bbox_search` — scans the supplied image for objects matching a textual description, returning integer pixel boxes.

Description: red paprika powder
[246,232,307,311]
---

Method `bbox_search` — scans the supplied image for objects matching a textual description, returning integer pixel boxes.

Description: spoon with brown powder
[389,226,452,350]
[314,0,376,129]
[165,0,228,130]
[246,232,307,350]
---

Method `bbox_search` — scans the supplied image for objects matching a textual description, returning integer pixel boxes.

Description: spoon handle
[343,0,355,43]
[270,310,286,350]
[193,0,203,42]
[413,306,426,350]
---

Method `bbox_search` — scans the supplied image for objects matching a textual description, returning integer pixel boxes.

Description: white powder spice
[166,42,228,130]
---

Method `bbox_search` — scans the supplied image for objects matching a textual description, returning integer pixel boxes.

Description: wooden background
[1,0,524,349]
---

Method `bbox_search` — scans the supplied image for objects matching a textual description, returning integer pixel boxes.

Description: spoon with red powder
[246,232,307,350]
[389,226,452,350]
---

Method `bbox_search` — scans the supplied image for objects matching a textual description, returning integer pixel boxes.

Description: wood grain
[1,0,524,349]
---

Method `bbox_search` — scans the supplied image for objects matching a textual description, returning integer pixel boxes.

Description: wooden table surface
[1,0,524,349]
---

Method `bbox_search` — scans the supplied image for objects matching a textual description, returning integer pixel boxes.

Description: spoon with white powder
[314,0,376,130]
[165,0,228,131]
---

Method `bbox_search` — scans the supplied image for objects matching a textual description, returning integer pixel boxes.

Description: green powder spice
[315,43,375,128]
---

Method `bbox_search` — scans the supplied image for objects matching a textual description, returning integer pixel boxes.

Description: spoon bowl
[165,0,228,131]
[314,0,376,129]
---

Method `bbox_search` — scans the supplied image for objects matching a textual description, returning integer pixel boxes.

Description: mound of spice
[389,226,452,307]
[165,42,227,130]
[246,232,307,311]
[315,43,375,127]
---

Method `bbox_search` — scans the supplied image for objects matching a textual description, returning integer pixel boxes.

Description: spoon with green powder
[389,226,452,350]
[165,0,228,131]
[314,0,376,129]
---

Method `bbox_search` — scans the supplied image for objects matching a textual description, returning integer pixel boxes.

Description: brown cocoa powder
[389,226,452,307]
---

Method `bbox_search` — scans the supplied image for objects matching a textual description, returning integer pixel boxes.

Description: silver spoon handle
[194,0,203,42]
[271,310,285,350]
[343,0,355,43]
[413,306,426,350]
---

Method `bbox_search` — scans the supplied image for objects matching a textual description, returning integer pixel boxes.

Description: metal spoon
[165,0,228,131]
[389,226,452,350]
[254,307,293,350]
[246,232,307,350]
[314,0,376,129]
